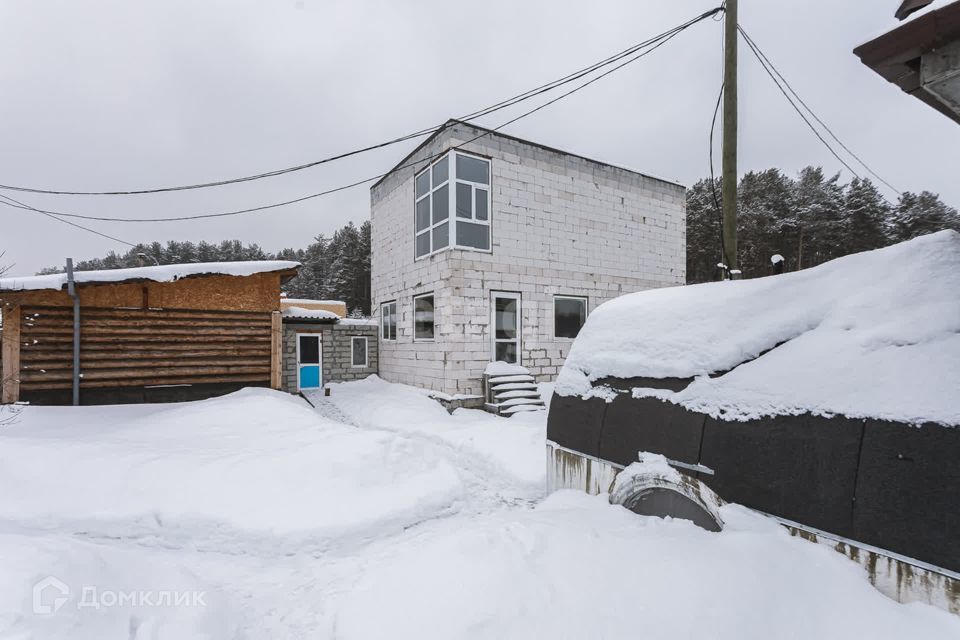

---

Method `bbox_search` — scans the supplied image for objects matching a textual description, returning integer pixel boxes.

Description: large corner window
[554,295,587,339]
[413,293,435,341]
[414,151,491,259]
[380,301,397,341]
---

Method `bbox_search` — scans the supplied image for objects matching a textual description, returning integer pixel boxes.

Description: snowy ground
[1,380,957,639]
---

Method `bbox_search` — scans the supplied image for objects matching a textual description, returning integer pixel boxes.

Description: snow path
[300,390,358,426]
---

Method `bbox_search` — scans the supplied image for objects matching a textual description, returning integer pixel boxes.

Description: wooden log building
[0,261,299,405]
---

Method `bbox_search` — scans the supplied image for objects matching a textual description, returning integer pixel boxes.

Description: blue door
[297,334,322,390]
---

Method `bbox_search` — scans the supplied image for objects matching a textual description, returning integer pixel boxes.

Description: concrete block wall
[281,321,378,393]
[370,121,686,396]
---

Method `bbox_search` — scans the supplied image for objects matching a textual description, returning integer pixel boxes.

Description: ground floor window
[414,293,435,341]
[380,301,397,340]
[554,295,587,338]
[491,291,520,364]
[351,336,368,367]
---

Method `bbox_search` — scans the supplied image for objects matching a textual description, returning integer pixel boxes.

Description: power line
[0,8,722,198]
[0,8,719,225]
[737,25,901,196]
[0,193,137,247]
[737,25,864,185]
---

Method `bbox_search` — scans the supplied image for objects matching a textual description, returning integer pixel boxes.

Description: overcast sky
[1,0,958,275]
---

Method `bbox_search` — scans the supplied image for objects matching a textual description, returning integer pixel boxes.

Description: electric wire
[0,8,719,226]
[737,25,901,196]
[0,193,137,247]
[0,8,722,197]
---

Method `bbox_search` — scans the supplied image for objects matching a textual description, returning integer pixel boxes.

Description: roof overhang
[854,1,960,125]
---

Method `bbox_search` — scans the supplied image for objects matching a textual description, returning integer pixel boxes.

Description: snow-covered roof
[556,231,960,427]
[0,260,300,293]
[280,298,346,306]
[281,306,339,321]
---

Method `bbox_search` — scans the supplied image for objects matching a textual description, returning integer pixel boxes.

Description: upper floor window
[415,151,491,259]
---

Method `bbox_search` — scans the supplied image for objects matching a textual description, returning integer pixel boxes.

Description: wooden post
[1,304,21,403]
[270,311,282,390]
[722,0,739,277]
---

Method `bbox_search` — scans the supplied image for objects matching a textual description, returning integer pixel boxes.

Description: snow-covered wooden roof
[0,260,300,293]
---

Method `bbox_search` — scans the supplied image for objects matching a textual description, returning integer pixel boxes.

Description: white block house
[370,119,686,396]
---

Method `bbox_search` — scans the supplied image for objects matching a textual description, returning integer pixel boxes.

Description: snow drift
[556,231,960,426]
[0,389,464,548]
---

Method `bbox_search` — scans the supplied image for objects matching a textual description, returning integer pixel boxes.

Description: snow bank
[556,231,960,426]
[327,376,546,499]
[333,491,960,639]
[0,260,299,292]
[0,388,463,547]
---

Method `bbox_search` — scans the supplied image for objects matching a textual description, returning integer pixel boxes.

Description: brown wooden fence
[18,306,273,392]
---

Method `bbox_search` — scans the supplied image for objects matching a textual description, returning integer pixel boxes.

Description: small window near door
[351,336,368,367]
[380,301,397,340]
[414,293,435,341]
[554,295,587,339]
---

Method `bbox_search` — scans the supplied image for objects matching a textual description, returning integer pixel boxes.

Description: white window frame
[350,336,369,368]
[452,152,492,252]
[414,150,492,260]
[553,295,588,340]
[380,300,397,341]
[490,291,522,365]
[413,292,436,342]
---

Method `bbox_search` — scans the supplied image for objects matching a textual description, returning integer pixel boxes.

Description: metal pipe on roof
[65,258,80,406]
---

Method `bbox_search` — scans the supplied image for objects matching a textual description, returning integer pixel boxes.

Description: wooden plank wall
[18,306,273,392]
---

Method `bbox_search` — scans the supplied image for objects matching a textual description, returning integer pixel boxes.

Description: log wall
[17,306,272,394]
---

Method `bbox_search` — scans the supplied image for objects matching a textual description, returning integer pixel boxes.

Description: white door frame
[490,291,521,365]
[295,332,323,390]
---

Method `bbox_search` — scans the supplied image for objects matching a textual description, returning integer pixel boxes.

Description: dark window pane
[352,338,367,367]
[415,295,435,340]
[456,154,489,184]
[456,221,490,250]
[555,297,587,338]
[416,197,431,231]
[495,342,517,364]
[433,221,449,250]
[432,184,449,224]
[415,170,430,198]
[432,156,448,185]
[299,335,320,363]
[494,297,517,340]
[415,232,431,257]
[456,182,472,218]
[475,188,488,220]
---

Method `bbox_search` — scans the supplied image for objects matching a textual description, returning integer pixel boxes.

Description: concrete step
[495,389,541,400]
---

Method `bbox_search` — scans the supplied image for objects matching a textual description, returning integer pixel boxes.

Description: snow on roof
[281,306,339,321]
[0,261,300,293]
[280,298,346,306]
[556,231,960,426]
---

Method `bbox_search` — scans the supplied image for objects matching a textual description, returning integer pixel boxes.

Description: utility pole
[722,0,739,278]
